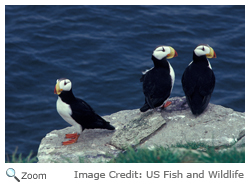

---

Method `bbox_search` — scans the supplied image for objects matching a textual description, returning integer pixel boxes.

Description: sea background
[5,5,245,158]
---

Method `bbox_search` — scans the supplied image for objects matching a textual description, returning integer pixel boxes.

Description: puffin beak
[206,46,217,58]
[174,50,178,57]
[54,86,57,94]
[54,82,62,95]
[167,47,178,59]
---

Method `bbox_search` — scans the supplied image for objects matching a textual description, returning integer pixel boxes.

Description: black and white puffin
[140,46,178,112]
[54,78,115,145]
[182,44,216,115]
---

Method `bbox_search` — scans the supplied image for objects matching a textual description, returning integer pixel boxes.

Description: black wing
[182,66,215,97]
[182,65,215,114]
[142,68,172,108]
[70,98,114,130]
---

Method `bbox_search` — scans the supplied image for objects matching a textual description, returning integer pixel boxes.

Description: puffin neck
[151,55,170,68]
[193,52,209,66]
[59,89,76,104]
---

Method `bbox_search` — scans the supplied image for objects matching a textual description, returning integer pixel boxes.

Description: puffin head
[54,78,72,95]
[152,46,178,60]
[194,44,217,58]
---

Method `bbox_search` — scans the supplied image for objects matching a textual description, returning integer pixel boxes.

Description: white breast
[168,62,175,92]
[56,97,82,134]
[208,59,212,69]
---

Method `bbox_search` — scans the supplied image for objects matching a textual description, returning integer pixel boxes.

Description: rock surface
[110,110,166,149]
[37,96,245,163]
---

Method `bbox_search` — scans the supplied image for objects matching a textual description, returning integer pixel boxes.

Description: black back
[182,53,215,115]
[140,56,172,112]
[59,90,115,130]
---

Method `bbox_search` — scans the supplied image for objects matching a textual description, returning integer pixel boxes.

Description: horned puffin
[54,78,115,145]
[181,44,216,115]
[140,46,178,112]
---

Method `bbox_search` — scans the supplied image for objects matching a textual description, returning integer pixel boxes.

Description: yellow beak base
[54,82,63,95]
[167,47,178,59]
[206,47,217,58]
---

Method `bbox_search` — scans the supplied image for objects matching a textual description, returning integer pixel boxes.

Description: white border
[2,1,248,183]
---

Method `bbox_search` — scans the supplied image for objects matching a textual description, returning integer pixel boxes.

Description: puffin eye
[162,47,165,52]
[64,81,67,85]
[201,47,205,51]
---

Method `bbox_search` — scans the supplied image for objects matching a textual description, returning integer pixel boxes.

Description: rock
[141,97,245,149]
[37,126,119,163]
[220,136,245,153]
[110,110,166,149]
[37,96,245,163]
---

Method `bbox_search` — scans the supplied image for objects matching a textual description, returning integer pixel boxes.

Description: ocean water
[5,5,245,158]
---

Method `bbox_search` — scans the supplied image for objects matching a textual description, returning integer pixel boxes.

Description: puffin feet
[62,133,80,145]
[157,101,172,112]
[65,133,78,139]
[163,101,172,108]
[159,101,172,109]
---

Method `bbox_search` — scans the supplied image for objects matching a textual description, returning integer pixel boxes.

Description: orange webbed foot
[62,133,80,145]
[65,133,78,139]
[163,101,172,108]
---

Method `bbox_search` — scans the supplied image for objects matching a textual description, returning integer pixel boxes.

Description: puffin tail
[140,98,152,112]
[104,122,115,130]
[95,115,115,130]
[140,104,150,112]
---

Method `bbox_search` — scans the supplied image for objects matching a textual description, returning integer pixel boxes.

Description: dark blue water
[5,5,245,158]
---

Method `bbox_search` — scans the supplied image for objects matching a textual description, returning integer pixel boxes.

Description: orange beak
[54,82,62,95]
[54,85,57,94]
[167,46,178,59]
[213,51,217,58]
[206,46,217,59]
[174,50,178,57]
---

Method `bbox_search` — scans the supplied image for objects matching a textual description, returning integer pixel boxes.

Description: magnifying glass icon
[6,168,20,182]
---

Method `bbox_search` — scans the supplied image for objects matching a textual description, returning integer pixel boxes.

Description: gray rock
[37,96,245,163]
[37,126,119,163]
[220,136,245,153]
[110,110,166,149]
[141,97,245,149]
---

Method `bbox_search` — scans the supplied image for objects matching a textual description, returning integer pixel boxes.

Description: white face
[152,46,171,60]
[194,45,211,57]
[57,78,72,91]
